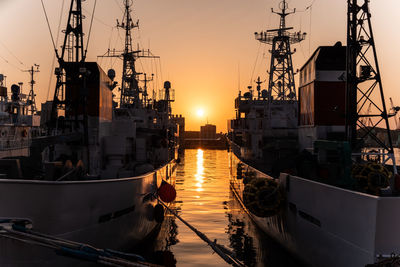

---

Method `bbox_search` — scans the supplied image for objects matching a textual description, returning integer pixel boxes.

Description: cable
[113,0,124,12]
[82,7,113,28]
[47,0,66,100]
[249,42,262,86]
[84,0,97,60]
[309,5,312,55]
[158,58,163,84]
[0,41,25,66]
[0,54,23,72]
[40,0,58,56]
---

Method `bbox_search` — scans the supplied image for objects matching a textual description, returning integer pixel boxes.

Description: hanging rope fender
[156,198,245,267]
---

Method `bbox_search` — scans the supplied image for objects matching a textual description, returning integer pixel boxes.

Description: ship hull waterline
[0,161,176,266]
[229,152,400,267]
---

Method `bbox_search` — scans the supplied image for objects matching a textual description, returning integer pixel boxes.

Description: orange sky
[0,0,400,131]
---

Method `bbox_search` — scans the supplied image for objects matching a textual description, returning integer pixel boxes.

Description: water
[144,149,302,267]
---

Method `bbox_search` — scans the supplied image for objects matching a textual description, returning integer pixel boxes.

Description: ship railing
[255,31,306,45]
[355,148,392,165]
[0,139,30,151]
[230,141,242,158]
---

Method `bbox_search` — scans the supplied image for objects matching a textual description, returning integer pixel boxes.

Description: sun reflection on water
[195,149,204,192]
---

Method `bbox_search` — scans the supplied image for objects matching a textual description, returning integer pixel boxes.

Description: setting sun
[196,109,205,117]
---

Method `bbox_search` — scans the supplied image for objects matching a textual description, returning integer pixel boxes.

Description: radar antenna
[255,0,306,102]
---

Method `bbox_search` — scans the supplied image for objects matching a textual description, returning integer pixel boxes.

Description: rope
[0,224,156,267]
[157,199,245,267]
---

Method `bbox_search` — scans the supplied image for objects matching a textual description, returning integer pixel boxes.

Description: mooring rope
[0,224,157,267]
[157,199,245,267]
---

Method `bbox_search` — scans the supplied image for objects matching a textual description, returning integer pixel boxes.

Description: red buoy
[158,181,176,203]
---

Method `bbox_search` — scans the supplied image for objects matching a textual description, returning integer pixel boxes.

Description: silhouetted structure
[185,124,227,150]
[346,0,397,171]
[200,124,216,140]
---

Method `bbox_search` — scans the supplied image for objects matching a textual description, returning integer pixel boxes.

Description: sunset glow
[0,1,399,131]
[196,108,205,118]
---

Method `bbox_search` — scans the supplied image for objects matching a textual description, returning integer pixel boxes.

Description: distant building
[184,123,227,149]
[200,124,216,140]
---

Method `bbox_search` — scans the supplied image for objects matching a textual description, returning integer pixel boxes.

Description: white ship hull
[0,161,176,266]
[230,152,400,267]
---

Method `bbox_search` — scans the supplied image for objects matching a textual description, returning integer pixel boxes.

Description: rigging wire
[0,41,25,67]
[46,0,66,100]
[0,54,23,72]
[237,61,240,92]
[107,28,115,51]
[113,0,124,13]
[40,0,58,56]
[82,7,113,29]
[298,10,307,60]
[84,0,98,60]
[257,44,268,81]
[308,4,313,55]
[296,0,317,55]
[249,42,262,86]
[158,58,163,85]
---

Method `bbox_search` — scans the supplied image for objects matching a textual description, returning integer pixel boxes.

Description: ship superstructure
[229,0,305,176]
[0,73,40,160]
[98,0,181,172]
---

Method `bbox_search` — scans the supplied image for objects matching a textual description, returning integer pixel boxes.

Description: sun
[196,109,205,117]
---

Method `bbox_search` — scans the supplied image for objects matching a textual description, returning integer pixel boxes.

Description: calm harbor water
[144,149,302,267]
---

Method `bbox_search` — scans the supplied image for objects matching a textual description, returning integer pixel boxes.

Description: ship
[0,0,182,265]
[229,0,305,177]
[228,1,400,266]
[0,70,41,162]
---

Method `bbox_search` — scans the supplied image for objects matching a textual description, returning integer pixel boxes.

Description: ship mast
[255,0,306,102]
[346,0,397,174]
[23,64,40,115]
[51,0,86,122]
[99,0,159,108]
[118,0,140,108]
[139,73,154,106]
